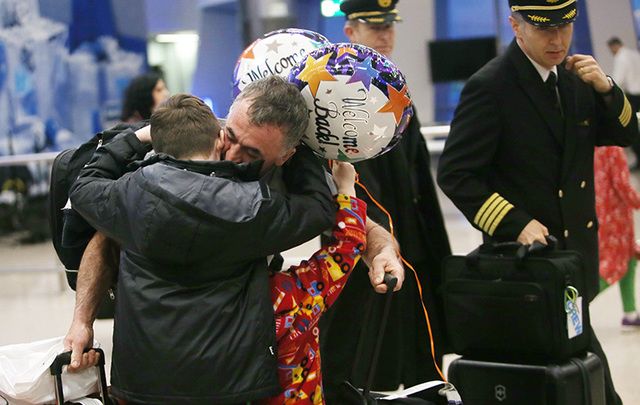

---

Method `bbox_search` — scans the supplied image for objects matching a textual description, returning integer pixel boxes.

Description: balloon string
[355,176,446,382]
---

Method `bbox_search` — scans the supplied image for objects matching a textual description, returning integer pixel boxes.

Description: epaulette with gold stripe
[619,96,632,127]
[473,192,514,236]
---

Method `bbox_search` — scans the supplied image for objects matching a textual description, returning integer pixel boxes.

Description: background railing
[0,125,452,168]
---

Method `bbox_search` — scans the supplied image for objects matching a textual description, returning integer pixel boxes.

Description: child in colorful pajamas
[261,161,367,405]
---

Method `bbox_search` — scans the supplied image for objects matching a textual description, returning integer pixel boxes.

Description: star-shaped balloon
[296,53,337,97]
[346,56,378,91]
[377,84,411,124]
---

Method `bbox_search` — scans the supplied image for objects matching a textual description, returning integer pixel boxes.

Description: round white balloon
[232,28,330,97]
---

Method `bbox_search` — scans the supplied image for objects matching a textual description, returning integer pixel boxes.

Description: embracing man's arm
[363,218,404,293]
[64,232,119,371]
[64,126,150,371]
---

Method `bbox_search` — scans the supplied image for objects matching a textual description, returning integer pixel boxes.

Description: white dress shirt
[612,46,640,95]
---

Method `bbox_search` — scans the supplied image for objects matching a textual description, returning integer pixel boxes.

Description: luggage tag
[565,286,583,338]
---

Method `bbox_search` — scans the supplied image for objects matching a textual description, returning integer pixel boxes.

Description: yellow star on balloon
[337,46,358,59]
[377,84,411,124]
[296,53,337,97]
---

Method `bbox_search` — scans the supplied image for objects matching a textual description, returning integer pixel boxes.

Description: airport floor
[1,168,639,403]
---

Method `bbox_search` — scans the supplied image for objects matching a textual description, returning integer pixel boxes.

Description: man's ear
[508,16,520,37]
[344,23,354,41]
[275,147,297,166]
[213,129,227,160]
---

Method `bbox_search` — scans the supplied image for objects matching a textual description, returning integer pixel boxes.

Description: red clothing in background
[594,146,640,284]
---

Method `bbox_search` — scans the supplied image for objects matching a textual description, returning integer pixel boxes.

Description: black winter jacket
[70,131,334,404]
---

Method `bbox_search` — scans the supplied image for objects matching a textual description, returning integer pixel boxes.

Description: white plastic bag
[0,336,99,404]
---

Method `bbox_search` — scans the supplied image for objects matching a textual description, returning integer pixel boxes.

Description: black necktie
[545,71,562,115]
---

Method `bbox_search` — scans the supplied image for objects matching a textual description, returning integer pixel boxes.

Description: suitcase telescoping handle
[50,348,111,405]
[361,273,397,399]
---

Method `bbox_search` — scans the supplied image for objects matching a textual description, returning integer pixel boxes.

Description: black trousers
[589,326,622,405]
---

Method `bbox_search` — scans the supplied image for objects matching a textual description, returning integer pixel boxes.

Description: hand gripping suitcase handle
[361,273,398,399]
[50,348,111,404]
[383,273,398,291]
[473,235,558,260]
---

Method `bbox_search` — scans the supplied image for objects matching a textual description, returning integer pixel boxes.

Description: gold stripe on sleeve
[487,203,515,236]
[474,193,500,227]
[619,97,632,127]
[482,199,509,233]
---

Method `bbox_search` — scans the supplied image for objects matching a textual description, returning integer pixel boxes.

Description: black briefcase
[447,352,605,405]
[442,237,590,362]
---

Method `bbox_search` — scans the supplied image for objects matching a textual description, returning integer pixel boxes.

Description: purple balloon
[288,43,413,162]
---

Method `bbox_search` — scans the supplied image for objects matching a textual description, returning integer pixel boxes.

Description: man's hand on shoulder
[517,219,549,245]
[566,54,612,94]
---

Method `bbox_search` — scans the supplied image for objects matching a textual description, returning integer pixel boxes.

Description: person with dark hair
[120,72,169,123]
[438,1,638,404]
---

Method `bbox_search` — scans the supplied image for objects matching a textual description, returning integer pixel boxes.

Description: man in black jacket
[437,1,638,404]
[65,76,405,403]
[69,87,335,404]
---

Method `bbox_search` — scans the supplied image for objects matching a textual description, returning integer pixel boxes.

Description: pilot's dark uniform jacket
[320,0,452,395]
[322,110,452,392]
[69,130,334,404]
[437,39,639,303]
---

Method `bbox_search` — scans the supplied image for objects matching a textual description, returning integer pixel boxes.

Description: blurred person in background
[607,37,640,169]
[594,146,640,328]
[120,72,169,123]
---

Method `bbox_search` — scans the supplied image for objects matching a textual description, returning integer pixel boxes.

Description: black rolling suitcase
[442,237,590,363]
[50,348,112,404]
[448,352,605,405]
[338,274,462,404]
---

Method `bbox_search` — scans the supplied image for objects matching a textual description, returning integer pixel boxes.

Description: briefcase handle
[470,235,558,264]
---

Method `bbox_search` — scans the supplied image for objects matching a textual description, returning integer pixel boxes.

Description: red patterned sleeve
[270,195,367,333]
[609,147,640,209]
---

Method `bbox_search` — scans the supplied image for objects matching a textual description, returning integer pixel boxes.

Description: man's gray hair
[231,75,309,150]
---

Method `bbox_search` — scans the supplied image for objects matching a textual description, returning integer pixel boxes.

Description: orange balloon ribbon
[355,173,446,382]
